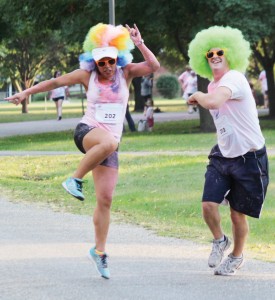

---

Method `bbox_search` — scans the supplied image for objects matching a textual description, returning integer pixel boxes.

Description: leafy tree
[20,0,109,43]
[1,0,274,120]
[213,0,275,117]
[150,0,216,131]
[0,0,120,113]
[132,0,275,124]
[0,2,69,112]
[114,0,164,110]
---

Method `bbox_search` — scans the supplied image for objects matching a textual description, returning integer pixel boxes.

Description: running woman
[6,23,160,279]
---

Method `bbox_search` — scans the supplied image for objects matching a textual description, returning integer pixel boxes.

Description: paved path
[0,111,199,138]
[0,108,268,138]
[1,197,274,300]
[1,109,274,156]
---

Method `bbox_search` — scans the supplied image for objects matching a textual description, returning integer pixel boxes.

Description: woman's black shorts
[74,123,118,169]
[52,96,64,102]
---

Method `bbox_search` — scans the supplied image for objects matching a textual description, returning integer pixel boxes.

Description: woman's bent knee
[99,139,118,156]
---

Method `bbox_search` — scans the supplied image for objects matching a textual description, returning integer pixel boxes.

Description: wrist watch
[136,39,144,46]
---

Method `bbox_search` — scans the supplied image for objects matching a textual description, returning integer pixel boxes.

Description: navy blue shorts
[73,123,118,169]
[202,145,269,218]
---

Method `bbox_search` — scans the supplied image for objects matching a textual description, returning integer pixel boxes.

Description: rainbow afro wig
[188,26,251,80]
[79,23,135,71]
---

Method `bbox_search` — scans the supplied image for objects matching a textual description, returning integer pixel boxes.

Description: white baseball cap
[92,46,118,61]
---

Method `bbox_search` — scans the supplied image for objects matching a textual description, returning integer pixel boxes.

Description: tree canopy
[0,0,274,118]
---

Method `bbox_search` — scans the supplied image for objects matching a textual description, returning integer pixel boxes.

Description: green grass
[0,113,275,262]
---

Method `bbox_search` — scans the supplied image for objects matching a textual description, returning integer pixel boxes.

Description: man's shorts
[73,123,118,169]
[202,144,269,218]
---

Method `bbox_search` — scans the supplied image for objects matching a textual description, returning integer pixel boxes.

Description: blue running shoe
[88,247,110,279]
[62,177,84,201]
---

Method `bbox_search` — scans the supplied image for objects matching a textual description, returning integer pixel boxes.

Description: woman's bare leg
[57,99,63,118]
[92,165,118,252]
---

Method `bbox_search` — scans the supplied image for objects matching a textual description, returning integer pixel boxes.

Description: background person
[144,98,154,131]
[140,74,153,106]
[258,70,269,109]
[178,64,192,100]
[49,70,69,120]
[6,22,160,280]
[125,104,136,132]
[188,25,269,276]
[184,70,198,113]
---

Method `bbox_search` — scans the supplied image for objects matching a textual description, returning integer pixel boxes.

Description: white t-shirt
[51,87,66,98]
[178,70,191,99]
[208,70,265,158]
[185,75,198,95]
[50,78,68,98]
[145,106,154,119]
[259,70,268,93]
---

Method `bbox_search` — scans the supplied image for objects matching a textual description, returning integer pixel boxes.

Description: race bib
[95,103,124,124]
[215,115,233,139]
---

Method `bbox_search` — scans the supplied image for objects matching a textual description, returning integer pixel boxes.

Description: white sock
[231,254,243,259]
[215,235,225,243]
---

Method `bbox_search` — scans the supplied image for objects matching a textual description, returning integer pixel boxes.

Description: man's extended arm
[187,86,231,110]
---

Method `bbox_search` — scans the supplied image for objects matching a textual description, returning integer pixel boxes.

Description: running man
[187,26,269,276]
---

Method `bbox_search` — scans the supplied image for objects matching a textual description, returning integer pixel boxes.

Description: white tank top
[80,67,129,142]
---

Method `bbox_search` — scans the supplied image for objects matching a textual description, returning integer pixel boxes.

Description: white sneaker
[208,236,231,268]
[214,253,244,276]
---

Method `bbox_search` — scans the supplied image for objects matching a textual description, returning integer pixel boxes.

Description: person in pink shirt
[184,70,198,113]
[178,64,192,99]
[6,23,160,279]
[258,70,269,108]
[144,98,154,131]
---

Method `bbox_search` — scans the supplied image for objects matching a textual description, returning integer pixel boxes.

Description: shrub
[32,92,48,101]
[156,75,179,99]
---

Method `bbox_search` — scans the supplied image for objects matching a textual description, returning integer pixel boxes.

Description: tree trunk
[266,66,275,118]
[197,76,215,132]
[21,98,29,113]
[20,80,32,114]
[132,77,144,112]
[252,43,275,119]
[11,78,29,113]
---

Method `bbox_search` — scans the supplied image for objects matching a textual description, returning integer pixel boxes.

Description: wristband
[135,39,144,46]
